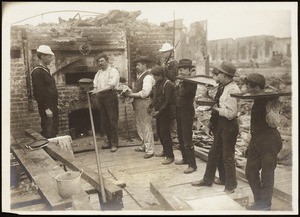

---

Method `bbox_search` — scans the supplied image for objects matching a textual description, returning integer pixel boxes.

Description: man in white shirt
[125,57,155,158]
[191,61,241,194]
[90,53,120,152]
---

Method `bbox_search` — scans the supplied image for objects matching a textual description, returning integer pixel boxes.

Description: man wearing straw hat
[31,45,59,138]
[159,42,178,144]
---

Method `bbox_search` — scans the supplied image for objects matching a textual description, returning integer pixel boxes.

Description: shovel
[78,78,106,204]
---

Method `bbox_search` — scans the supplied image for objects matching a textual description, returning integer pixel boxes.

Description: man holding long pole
[90,53,120,152]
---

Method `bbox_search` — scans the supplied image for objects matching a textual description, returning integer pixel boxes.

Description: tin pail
[53,170,82,199]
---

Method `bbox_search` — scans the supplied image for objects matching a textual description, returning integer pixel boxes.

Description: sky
[2,2,296,40]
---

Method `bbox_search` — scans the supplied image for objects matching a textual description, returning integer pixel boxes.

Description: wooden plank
[186,194,244,210]
[150,181,192,210]
[193,145,292,203]
[10,138,73,210]
[25,128,123,204]
[43,143,123,204]
[71,192,94,210]
[176,75,217,86]
[11,196,44,209]
[231,91,291,99]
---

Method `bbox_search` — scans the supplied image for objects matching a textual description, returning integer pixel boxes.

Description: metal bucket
[53,170,83,199]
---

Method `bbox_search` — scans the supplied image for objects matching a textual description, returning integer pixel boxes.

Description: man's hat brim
[215,65,236,77]
[134,57,152,64]
[176,64,194,69]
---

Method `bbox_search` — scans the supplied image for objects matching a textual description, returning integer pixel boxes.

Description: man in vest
[124,57,155,159]
[31,45,59,138]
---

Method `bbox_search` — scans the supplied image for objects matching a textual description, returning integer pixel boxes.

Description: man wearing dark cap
[149,66,175,164]
[174,59,198,174]
[90,53,120,152]
[124,57,155,159]
[244,73,282,211]
[191,61,241,194]
[31,45,59,138]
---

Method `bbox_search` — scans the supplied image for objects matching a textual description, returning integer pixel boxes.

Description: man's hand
[211,104,219,113]
[147,106,153,114]
[150,111,159,118]
[208,121,213,135]
[45,108,53,118]
[89,89,98,95]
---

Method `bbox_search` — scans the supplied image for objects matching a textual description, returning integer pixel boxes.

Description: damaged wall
[10,10,208,138]
[208,35,291,67]
[10,11,174,138]
[10,24,129,138]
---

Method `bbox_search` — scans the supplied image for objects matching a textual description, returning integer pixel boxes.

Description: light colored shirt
[218,81,241,120]
[137,70,155,98]
[93,66,119,92]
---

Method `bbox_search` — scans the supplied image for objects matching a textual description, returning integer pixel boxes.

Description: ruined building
[208,35,291,67]
[10,10,207,139]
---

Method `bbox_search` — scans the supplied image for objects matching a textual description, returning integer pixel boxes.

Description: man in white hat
[159,43,178,144]
[31,45,59,138]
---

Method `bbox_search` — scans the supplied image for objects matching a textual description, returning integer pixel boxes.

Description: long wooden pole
[86,92,106,203]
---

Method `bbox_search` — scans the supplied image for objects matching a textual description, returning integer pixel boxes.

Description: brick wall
[10,23,173,139]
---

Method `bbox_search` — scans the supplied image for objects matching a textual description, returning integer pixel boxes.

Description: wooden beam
[193,146,292,203]
[150,181,192,211]
[44,143,123,202]
[25,129,123,205]
[10,138,73,210]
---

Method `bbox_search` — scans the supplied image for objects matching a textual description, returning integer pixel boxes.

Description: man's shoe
[162,157,174,165]
[110,146,118,152]
[175,159,188,165]
[191,179,212,187]
[224,188,236,194]
[155,152,165,157]
[144,153,154,159]
[214,177,225,185]
[134,147,144,152]
[246,203,271,211]
[184,166,197,174]
[102,144,110,149]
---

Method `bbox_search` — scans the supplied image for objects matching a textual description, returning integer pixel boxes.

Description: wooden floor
[10,136,294,213]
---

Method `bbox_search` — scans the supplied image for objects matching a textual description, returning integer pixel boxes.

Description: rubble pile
[192,68,292,168]
[56,9,157,28]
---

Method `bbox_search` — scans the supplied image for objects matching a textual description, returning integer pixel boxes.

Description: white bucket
[53,170,83,199]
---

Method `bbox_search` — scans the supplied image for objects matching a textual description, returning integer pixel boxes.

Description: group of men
[31,43,283,211]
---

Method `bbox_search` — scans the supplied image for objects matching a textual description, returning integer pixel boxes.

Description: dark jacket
[31,65,58,109]
[151,79,175,116]
[175,81,197,109]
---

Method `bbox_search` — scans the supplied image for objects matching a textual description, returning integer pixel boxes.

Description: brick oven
[10,11,176,139]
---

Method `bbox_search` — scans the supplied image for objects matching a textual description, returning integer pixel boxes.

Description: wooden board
[43,143,123,204]
[10,138,73,210]
[150,181,192,210]
[25,128,123,206]
[177,75,217,86]
[193,146,292,203]
[230,91,291,99]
